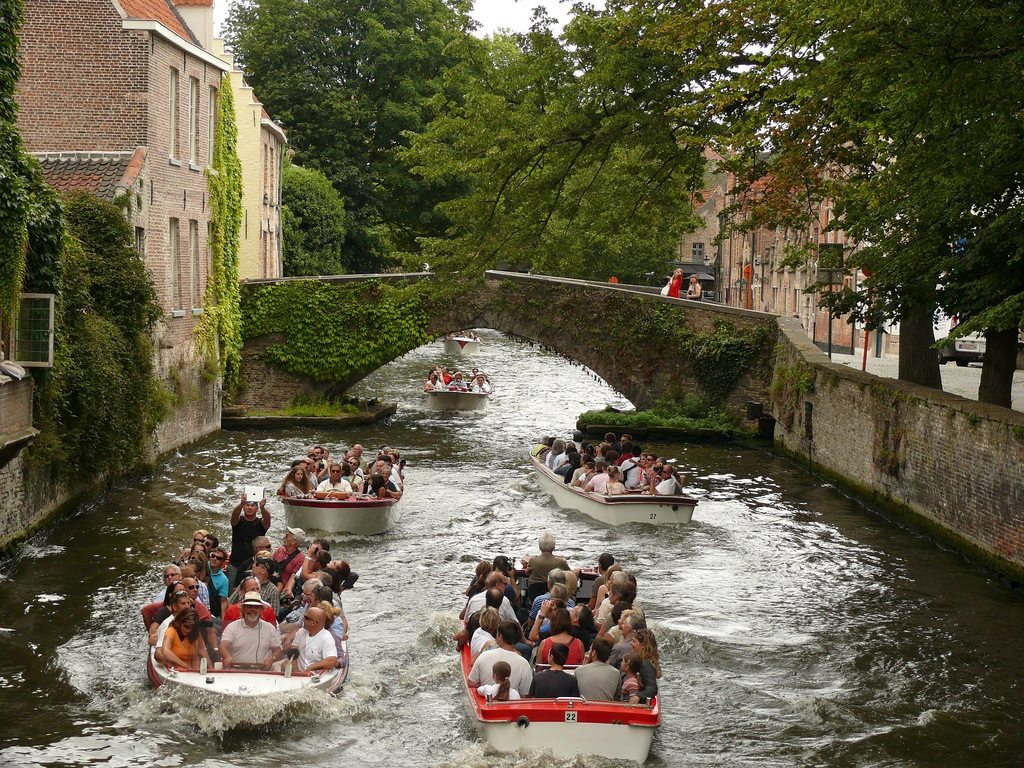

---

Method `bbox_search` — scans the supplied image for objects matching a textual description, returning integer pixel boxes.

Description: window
[208,86,216,164]
[135,227,146,258]
[189,220,200,306]
[692,242,705,261]
[169,218,180,311]
[9,294,55,367]
[168,69,179,159]
[188,77,199,164]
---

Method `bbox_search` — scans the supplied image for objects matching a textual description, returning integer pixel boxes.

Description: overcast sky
[212,0,597,39]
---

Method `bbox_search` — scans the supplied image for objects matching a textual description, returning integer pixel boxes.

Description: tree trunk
[978,327,1018,407]
[898,304,942,389]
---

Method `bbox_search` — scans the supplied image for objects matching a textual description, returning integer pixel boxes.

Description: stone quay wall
[771,317,1024,581]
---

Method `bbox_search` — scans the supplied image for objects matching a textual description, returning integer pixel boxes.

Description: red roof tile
[34,151,145,200]
[118,0,196,43]
[174,0,212,5]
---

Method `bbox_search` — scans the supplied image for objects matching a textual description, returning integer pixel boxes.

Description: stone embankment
[771,318,1024,583]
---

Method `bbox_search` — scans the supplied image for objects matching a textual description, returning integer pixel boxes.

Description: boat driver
[219,592,284,670]
[315,463,353,499]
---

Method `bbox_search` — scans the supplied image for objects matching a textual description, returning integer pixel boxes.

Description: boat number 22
[564,711,578,722]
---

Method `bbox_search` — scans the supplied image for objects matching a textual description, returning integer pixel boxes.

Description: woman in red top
[535,603,585,666]
[667,268,683,298]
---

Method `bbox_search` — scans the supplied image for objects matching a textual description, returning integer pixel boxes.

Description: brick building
[212,39,286,282]
[16,0,230,452]
[675,152,893,357]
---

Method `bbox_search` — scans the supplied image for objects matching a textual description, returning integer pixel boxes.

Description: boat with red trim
[459,643,659,762]
[442,334,481,355]
[147,643,347,698]
[281,495,401,535]
[531,455,697,525]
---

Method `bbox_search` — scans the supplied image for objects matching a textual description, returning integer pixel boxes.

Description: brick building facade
[16,0,229,452]
[674,151,893,357]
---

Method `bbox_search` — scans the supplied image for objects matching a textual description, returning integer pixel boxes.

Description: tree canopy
[281,162,348,276]
[225,0,475,273]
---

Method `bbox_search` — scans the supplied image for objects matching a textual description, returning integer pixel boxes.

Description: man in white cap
[272,527,306,597]
[219,591,283,670]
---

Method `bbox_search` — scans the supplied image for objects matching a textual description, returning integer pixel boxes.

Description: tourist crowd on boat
[424,365,493,394]
[532,431,685,496]
[142,443,405,676]
[278,443,405,500]
[460,532,660,703]
[446,330,481,341]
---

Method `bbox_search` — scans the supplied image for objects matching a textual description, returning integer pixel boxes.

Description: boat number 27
[649,513,656,520]
[564,711,578,722]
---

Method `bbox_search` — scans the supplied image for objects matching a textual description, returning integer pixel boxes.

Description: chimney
[172,0,214,51]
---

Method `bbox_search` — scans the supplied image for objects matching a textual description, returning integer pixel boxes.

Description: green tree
[657,0,1024,402]
[281,162,348,276]
[35,194,164,476]
[225,0,474,272]
[407,7,719,280]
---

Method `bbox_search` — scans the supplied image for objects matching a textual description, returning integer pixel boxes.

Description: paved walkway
[826,352,1024,413]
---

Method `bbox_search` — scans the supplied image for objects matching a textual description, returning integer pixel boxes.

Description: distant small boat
[531,455,697,525]
[282,495,402,535]
[425,390,489,411]
[443,335,481,355]
[147,645,346,698]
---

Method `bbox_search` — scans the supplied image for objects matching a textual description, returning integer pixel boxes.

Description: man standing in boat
[228,491,271,588]
[220,592,284,670]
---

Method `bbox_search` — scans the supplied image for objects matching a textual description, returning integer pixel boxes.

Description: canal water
[1,329,1022,767]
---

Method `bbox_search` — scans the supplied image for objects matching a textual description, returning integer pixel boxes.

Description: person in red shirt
[222,577,279,628]
[667,268,683,298]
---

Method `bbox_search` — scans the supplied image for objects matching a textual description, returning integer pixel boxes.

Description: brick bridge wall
[237,271,780,412]
[772,317,1024,580]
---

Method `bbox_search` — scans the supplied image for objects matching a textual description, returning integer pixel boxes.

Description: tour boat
[281,495,401,535]
[442,335,481,355]
[424,389,489,411]
[147,643,347,698]
[531,455,697,525]
[459,643,659,762]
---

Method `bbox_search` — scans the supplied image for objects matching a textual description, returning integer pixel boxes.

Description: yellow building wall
[211,39,286,281]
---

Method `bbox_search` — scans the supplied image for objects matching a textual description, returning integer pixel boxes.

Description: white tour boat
[147,643,347,698]
[442,335,481,355]
[531,455,697,525]
[425,389,489,411]
[460,643,659,762]
[281,495,401,535]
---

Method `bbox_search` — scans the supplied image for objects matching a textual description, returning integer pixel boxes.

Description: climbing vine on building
[0,0,31,326]
[241,280,432,383]
[196,73,244,392]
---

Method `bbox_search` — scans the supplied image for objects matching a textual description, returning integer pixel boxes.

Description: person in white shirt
[468,622,533,697]
[315,463,352,499]
[470,375,492,394]
[651,464,683,495]
[477,660,522,701]
[285,606,338,673]
[470,607,499,659]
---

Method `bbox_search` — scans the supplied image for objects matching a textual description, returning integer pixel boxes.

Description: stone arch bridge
[236,271,779,413]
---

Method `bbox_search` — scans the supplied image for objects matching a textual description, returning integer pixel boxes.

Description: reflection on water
[1,329,1022,766]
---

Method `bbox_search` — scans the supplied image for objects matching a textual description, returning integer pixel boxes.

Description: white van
[934,312,986,366]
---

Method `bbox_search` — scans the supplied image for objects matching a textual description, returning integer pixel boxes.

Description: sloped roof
[174,0,212,5]
[34,149,147,200]
[117,0,197,43]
